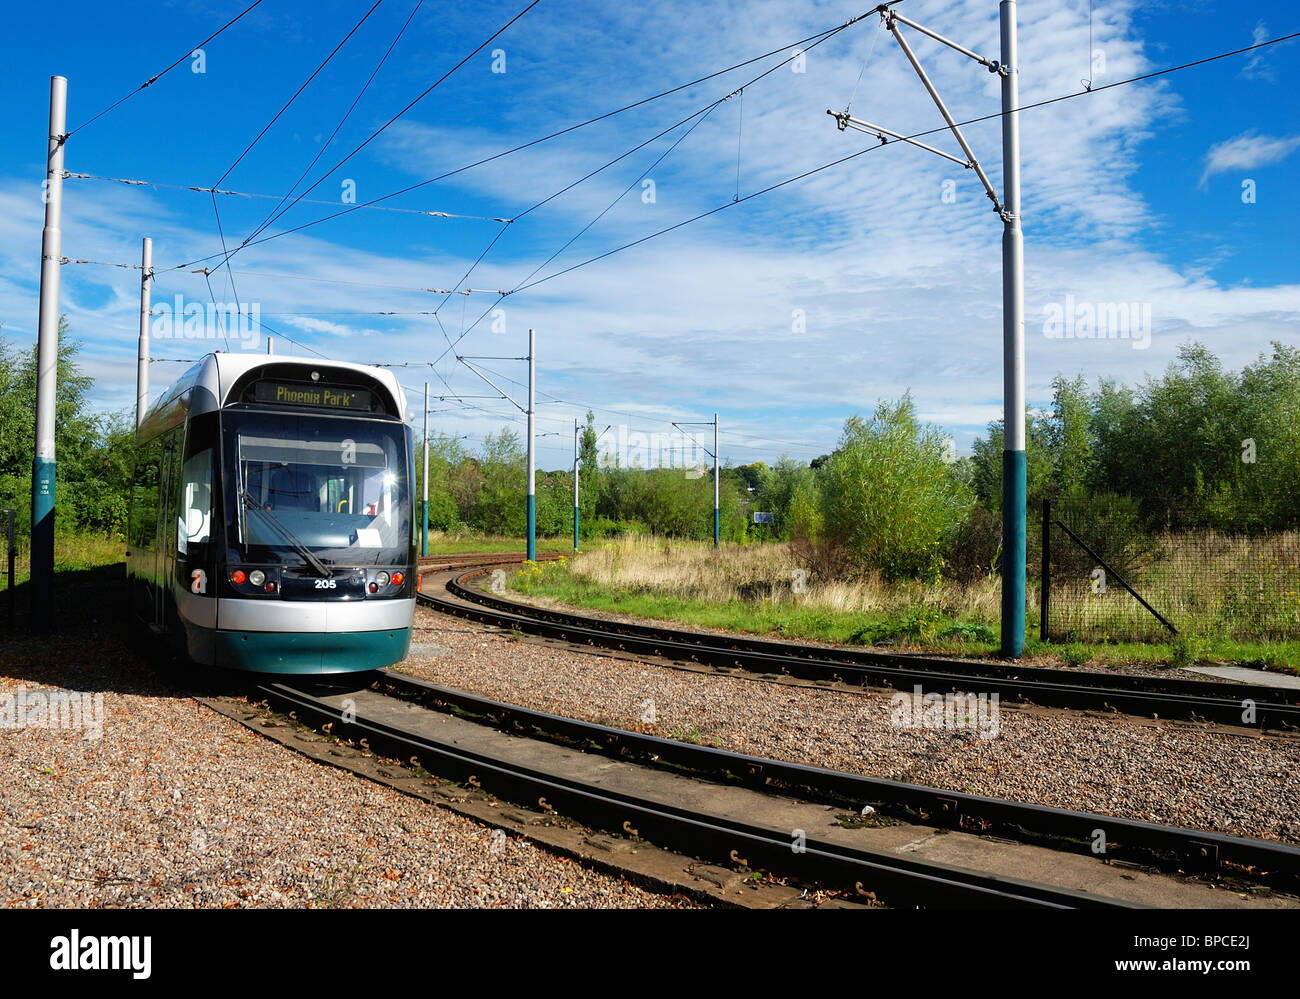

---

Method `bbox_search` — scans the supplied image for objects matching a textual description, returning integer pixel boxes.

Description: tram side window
[161,429,184,557]
[129,434,164,550]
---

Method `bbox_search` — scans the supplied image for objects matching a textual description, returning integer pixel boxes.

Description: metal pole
[713,413,720,549]
[573,418,580,552]
[266,337,274,354]
[526,328,536,562]
[999,0,1026,659]
[31,75,67,633]
[136,237,151,430]
[421,382,429,557]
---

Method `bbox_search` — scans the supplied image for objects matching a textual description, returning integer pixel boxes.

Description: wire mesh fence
[1040,495,1300,643]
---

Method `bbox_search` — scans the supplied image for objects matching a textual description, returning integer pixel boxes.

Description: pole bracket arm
[886,10,1005,75]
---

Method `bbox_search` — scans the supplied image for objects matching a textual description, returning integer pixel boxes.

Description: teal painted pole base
[1001,449,1027,658]
[30,456,55,631]
[421,499,428,557]
[527,494,536,562]
[573,505,579,551]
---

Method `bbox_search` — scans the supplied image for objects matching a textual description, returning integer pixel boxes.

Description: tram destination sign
[253,380,373,411]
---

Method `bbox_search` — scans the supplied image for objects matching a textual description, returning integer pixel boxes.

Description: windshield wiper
[241,490,333,579]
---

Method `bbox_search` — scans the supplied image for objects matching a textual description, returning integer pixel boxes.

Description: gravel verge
[0,578,692,909]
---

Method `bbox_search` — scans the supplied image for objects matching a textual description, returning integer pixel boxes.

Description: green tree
[754,456,818,541]
[469,429,526,535]
[734,461,769,494]
[0,321,108,537]
[578,410,603,528]
[969,408,1053,512]
[416,434,467,532]
[1090,342,1242,529]
[819,396,975,581]
[1048,373,1093,496]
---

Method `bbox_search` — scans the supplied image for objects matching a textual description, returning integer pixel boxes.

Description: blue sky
[1,0,1297,470]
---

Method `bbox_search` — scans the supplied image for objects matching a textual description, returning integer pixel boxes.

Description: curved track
[421,566,1300,730]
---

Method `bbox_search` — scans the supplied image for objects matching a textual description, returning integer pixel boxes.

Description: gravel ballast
[402,605,1300,845]
[0,602,691,909]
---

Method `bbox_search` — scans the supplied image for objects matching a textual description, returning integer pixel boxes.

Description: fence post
[1040,497,1050,642]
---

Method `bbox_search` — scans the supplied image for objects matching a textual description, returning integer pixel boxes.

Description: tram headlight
[375,571,390,587]
[248,570,266,587]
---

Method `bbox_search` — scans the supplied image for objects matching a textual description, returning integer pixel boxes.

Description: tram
[126,354,416,673]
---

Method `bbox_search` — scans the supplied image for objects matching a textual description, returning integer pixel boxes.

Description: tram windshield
[222,411,412,568]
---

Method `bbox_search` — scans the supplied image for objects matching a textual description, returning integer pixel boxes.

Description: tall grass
[4,531,125,586]
[510,534,1007,652]
[1049,530,1300,643]
[507,532,1300,670]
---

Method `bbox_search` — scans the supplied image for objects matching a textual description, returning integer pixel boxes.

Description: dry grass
[1049,530,1300,642]
[509,533,1300,667]
[568,535,1006,624]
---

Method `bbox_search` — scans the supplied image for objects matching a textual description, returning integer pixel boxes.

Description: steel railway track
[372,668,1300,891]
[421,567,1300,729]
[254,677,1146,909]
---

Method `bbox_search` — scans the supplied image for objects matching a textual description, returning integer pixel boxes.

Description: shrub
[818,398,975,582]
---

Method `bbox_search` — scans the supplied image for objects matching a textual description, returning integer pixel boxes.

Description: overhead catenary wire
[240,0,428,247]
[382,373,834,460]
[199,269,232,352]
[422,104,721,360]
[507,26,1300,296]
[394,33,814,337]
[166,9,877,274]
[63,171,510,222]
[212,0,386,192]
[733,87,744,202]
[67,0,267,137]
[147,16,1300,307]
[206,0,389,323]
[66,15,1299,392]
[412,367,830,456]
[391,25,1300,461]
[511,101,723,293]
[110,22,1300,302]
[425,20,854,369]
[845,14,886,113]
[60,258,508,296]
[185,0,544,392]
[1083,0,1094,91]
[215,0,544,275]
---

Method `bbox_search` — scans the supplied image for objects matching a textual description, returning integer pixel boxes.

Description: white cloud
[2,0,1295,468]
[1198,130,1300,189]
[1240,20,1279,82]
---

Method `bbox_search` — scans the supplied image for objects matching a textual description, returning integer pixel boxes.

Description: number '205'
[314,579,337,589]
